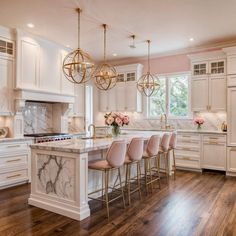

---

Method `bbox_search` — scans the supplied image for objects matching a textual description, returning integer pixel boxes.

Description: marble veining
[23,102,53,134]
[37,154,75,200]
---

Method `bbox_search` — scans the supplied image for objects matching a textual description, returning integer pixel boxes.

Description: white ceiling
[0,0,236,61]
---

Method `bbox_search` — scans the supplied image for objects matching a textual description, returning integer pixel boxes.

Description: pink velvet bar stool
[88,140,126,219]
[169,132,177,180]
[142,135,161,193]
[158,133,172,182]
[124,137,144,205]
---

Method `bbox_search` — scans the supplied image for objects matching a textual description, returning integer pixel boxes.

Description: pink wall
[141,53,190,74]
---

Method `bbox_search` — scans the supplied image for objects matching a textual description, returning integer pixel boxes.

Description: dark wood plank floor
[1,170,236,236]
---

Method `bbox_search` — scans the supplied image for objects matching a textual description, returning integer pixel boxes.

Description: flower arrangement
[194,117,205,130]
[104,112,129,136]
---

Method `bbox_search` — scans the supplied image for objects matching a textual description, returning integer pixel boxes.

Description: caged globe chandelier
[93,24,117,91]
[62,8,95,84]
[137,40,160,97]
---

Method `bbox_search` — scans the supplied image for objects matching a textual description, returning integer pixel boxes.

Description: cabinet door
[192,61,208,76]
[19,40,39,89]
[202,141,226,170]
[227,55,236,75]
[116,84,126,111]
[99,91,109,112]
[108,89,116,111]
[191,77,208,111]
[227,147,236,172]
[0,58,13,114]
[73,84,84,116]
[209,76,226,111]
[209,59,225,75]
[227,87,236,146]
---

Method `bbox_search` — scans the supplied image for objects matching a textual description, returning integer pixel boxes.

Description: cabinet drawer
[175,156,200,169]
[175,146,200,153]
[0,142,28,152]
[203,135,226,143]
[0,169,28,186]
[0,154,28,168]
[177,133,200,141]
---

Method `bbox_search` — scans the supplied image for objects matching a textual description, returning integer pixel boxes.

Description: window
[148,73,191,118]
[85,85,93,131]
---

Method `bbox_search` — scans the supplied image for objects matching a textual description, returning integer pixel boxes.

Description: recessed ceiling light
[27,23,35,28]
[66,45,70,48]
[112,53,117,57]
[189,37,194,42]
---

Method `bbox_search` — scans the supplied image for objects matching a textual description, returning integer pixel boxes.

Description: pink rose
[123,116,129,125]
[106,116,114,125]
[115,117,123,127]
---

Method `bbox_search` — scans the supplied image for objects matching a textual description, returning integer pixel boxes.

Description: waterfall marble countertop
[122,128,227,135]
[30,132,162,154]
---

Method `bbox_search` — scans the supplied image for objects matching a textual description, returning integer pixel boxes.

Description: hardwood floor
[1,171,236,236]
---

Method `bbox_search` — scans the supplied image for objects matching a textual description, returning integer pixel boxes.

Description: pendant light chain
[77,8,81,48]
[147,40,150,73]
[103,24,107,63]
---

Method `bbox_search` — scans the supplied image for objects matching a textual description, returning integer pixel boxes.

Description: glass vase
[197,124,202,130]
[112,126,120,137]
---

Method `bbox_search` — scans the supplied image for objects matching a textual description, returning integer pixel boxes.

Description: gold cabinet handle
[181,147,192,151]
[230,148,236,151]
[208,137,219,140]
[178,157,191,160]
[182,135,191,138]
[6,158,21,163]
[6,174,21,179]
[6,145,21,148]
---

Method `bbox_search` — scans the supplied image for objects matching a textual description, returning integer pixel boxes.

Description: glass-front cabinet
[192,59,225,77]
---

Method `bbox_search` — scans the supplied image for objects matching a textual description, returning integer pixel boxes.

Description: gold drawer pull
[183,157,191,160]
[182,147,191,151]
[182,135,191,138]
[208,137,219,140]
[230,148,236,151]
[6,174,21,179]
[6,145,21,148]
[6,158,21,163]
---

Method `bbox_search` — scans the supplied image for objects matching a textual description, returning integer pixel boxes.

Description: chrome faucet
[88,124,96,139]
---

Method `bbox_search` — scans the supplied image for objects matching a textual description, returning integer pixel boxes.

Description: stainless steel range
[24,133,73,143]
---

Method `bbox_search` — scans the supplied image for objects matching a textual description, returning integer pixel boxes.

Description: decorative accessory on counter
[62,8,95,84]
[93,24,117,90]
[194,117,205,130]
[0,127,8,138]
[221,121,227,132]
[104,112,129,137]
[137,40,160,97]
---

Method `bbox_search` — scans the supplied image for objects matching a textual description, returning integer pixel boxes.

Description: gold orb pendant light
[137,40,160,97]
[62,8,95,84]
[93,24,117,91]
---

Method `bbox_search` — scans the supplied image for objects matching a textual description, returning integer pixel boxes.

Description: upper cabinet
[189,51,226,112]
[15,30,74,97]
[99,64,143,112]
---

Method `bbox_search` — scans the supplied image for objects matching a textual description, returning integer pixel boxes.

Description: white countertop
[0,137,34,143]
[122,128,227,135]
[31,132,162,154]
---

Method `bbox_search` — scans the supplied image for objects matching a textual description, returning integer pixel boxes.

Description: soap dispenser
[221,121,227,132]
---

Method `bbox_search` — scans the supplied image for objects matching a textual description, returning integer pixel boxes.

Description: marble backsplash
[95,111,227,131]
[23,102,53,134]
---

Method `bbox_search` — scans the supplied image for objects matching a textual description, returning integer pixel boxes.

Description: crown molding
[109,39,236,65]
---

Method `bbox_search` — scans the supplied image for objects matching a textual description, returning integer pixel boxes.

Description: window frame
[147,71,192,120]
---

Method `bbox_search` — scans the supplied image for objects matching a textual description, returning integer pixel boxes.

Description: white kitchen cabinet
[209,76,226,111]
[175,133,201,170]
[202,135,226,171]
[227,87,236,146]
[192,76,208,111]
[72,84,85,116]
[190,52,226,112]
[0,139,32,189]
[223,47,236,75]
[99,89,117,112]
[17,39,39,89]
[99,64,143,112]
[0,57,14,115]
[227,147,236,173]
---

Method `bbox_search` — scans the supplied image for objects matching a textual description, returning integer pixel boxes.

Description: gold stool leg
[144,159,148,193]
[173,149,176,180]
[165,152,169,183]
[105,169,110,219]
[137,161,142,200]
[156,154,161,189]
[118,167,126,209]
[127,164,131,205]
[148,158,153,193]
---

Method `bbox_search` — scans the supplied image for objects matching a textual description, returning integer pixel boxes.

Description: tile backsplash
[95,111,227,131]
[23,102,53,134]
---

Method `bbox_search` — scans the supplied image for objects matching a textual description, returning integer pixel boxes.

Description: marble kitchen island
[28,132,165,221]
